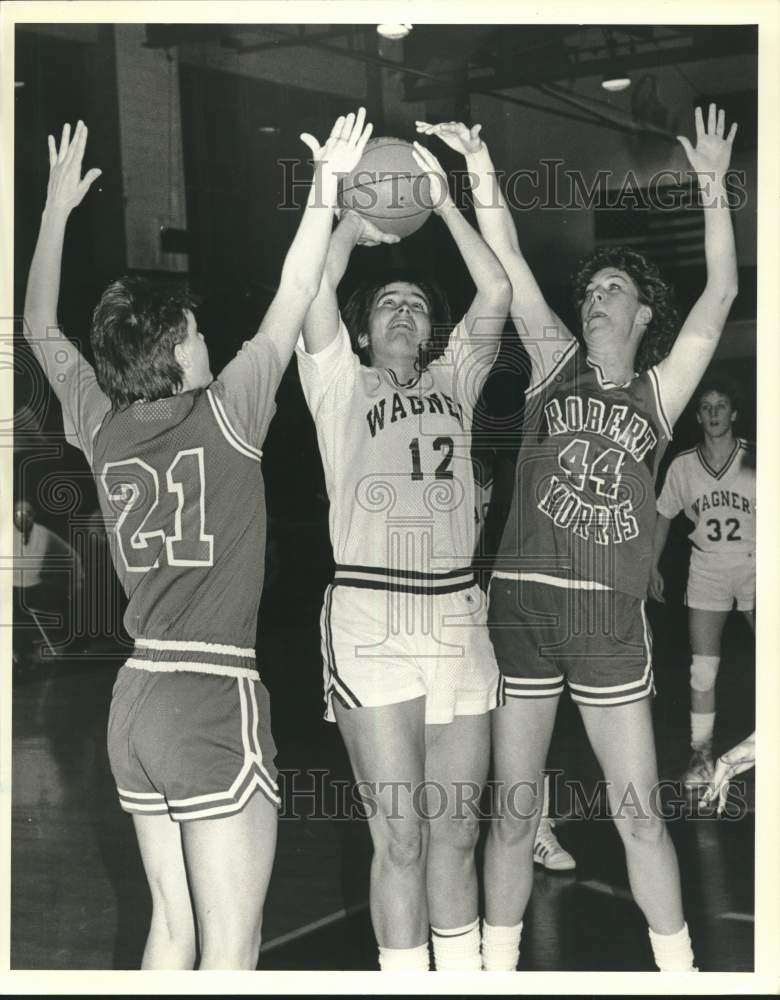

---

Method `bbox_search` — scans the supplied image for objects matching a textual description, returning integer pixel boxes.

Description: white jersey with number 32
[657,439,755,554]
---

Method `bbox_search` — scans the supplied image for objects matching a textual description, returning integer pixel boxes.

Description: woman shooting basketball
[297,143,510,970]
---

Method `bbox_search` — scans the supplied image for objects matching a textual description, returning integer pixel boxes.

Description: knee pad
[690,655,720,692]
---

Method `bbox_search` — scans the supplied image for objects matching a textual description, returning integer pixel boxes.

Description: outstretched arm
[301,210,399,355]
[411,141,510,353]
[416,121,573,387]
[656,104,739,425]
[23,121,102,380]
[252,108,376,365]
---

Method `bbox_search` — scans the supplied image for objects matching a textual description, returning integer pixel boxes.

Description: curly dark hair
[571,247,680,374]
[91,277,196,408]
[342,269,452,372]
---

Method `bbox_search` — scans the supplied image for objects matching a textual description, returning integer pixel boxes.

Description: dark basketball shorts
[107,662,279,821]
[488,576,654,707]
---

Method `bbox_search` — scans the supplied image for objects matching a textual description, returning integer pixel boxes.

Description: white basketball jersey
[657,439,755,554]
[297,319,495,590]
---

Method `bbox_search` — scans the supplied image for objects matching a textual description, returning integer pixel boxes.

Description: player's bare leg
[133,813,197,969]
[484,696,560,927]
[334,697,430,960]
[424,712,490,968]
[685,608,729,785]
[578,697,684,933]
[688,608,729,714]
[181,791,277,969]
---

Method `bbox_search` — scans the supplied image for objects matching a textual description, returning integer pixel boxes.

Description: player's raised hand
[300,107,374,176]
[411,142,452,213]
[341,210,400,247]
[415,120,484,157]
[677,104,738,179]
[45,121,102,215]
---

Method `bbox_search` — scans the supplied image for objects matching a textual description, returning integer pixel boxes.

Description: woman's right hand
[341,210,400,247]
[648,566,665,603]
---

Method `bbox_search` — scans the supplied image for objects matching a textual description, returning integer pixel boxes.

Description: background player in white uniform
[420,105,738,972]
[297,143,510,971]
[651,380,755,788]
[22,112,373,969]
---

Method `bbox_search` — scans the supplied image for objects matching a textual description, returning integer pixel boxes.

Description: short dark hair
[342,270,452,371]
[572,247,680,374]
[90,277,195,408]
[694,374,742,412]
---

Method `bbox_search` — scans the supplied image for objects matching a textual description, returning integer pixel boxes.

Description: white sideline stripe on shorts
[504,674,565,686]
[125,658,258,680]
[171,771,280,819]
[173,773,280,820]
[117,788,164,800]
[571,683,652,707]
[507,688,565,699]
[492,571,612,591]
[118,800,168,813]
[323,586,362,709]
[567,602,652,695]
[168,678,280,808]
[206,389,263,463]
[135,637,255,657]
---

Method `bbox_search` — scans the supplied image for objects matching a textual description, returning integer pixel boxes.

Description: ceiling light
[602,73,631,93]
[377,24,412,41]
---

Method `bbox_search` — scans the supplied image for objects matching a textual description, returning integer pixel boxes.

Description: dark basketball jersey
[58,336,282,651]
[494,341,673,598]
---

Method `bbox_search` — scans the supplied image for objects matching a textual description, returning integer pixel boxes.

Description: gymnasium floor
[11,575,755,972]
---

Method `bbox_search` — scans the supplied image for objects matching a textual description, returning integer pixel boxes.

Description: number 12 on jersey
[409,436,454,481]
[100,449,214,572]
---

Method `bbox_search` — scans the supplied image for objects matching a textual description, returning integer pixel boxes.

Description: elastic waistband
[126,638,259,679]
[334,564,474,595]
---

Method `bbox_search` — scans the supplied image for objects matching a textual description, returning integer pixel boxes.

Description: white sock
[378,942,430,971]
[481,920,522,971]
[431,917,481,971]
[690,711,715,750]
[648,922,697,971]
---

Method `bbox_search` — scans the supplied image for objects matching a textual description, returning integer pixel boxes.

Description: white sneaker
[533,819,576,871]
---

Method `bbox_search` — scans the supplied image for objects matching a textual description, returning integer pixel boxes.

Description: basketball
[338,137,433,238]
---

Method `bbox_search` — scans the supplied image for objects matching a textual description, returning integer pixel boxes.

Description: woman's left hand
[677,103,738,180]
[415,120,484,157]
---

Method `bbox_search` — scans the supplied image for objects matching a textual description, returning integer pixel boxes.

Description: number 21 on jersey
[100,449,214,572]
